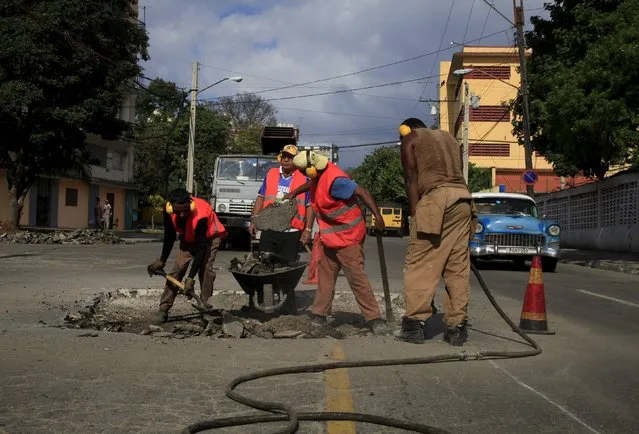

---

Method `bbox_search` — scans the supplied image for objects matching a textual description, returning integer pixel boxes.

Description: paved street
[1,237,638,433]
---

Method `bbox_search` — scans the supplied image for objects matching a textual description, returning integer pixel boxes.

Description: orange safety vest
[311,162,365,249]
[262,167,308,231]
[170,197,227,242]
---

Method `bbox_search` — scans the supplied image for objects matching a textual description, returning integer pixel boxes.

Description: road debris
[0,229,125,245]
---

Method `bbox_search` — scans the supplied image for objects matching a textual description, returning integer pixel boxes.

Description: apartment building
[438,46,591,193]
[0,1,142,230]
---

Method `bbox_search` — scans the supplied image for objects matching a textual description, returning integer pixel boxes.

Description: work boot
[150,309,168,325]
[394,317,426,344]
[443,321,468,346]
[308,313,328,326]
[368,318,390,335]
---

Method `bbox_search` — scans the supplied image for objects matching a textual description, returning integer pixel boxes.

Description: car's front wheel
[542,257,558,273]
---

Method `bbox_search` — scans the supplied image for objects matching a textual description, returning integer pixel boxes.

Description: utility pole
[186,61,199,194]
[462,81,470,183]
[513,0,535,197]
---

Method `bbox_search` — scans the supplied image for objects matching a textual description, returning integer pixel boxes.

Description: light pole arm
[196,78,229,95]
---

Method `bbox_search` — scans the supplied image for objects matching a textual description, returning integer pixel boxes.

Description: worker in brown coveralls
[147,188,227,324]
[285,150,389,334]
[395,118,476,346]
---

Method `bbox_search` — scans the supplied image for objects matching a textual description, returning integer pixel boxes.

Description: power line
[480,0,515,26]
[202,74,444,104]
[208,27,514,101]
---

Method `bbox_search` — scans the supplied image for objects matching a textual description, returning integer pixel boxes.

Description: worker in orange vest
[286,150,389,335]
[147,188,227,324]
[248,144,314,262]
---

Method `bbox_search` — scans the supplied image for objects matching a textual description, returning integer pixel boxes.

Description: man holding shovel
[285,150,389,334]
[147,188,227,325]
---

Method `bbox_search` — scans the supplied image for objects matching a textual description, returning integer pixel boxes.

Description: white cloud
[138,0,549,168]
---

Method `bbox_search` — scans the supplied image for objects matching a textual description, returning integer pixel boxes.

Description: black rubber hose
[182,262,541,433]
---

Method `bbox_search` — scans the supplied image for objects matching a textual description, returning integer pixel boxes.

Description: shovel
[375,232,394,323]
[147,268,208,310]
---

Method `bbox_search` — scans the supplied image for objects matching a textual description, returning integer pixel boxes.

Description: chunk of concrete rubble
[140,325,164,335]
[273,330,303,339]
[222,317,245,338]
[151,331,174,338]
[64,312,84,322]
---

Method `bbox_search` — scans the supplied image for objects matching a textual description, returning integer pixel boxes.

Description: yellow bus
[368,205,403,237]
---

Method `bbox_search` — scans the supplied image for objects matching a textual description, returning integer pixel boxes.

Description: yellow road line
[324,342,356,434]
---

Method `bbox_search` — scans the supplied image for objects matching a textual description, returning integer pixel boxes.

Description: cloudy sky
[137,0,550,169]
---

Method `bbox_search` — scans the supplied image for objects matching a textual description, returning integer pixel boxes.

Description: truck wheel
[542,258,558,273]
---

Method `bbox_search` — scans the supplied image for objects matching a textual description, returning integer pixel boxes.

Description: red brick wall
[495,169,594,193]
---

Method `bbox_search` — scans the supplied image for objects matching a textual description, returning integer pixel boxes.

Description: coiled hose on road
[182,262,542,434]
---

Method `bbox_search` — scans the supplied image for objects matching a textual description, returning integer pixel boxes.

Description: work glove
[184,277,196,299]
[147,259,165,276]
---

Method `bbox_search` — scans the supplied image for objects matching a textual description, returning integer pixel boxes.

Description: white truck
[209,125,338,248]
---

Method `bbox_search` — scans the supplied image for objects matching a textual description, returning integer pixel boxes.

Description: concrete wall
[536,172,639,253]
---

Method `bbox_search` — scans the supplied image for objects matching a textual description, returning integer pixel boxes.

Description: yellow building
[438,46,591,193]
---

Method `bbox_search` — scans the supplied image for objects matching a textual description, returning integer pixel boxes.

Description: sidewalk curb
[122,239,162,244]
[559,259,639,276]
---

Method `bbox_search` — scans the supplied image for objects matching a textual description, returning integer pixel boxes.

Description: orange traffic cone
[519,256,555,335]
[303,232,321,285]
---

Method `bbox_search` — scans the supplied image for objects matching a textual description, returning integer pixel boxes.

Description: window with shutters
[469,143,510,156]
[107,151,124,171]
[469,106,510,122]
[464,66,511,80]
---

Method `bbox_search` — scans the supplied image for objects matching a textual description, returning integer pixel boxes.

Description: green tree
[350,147,407,208]
[147,194,165,230]
[511,0,639,178]
[213,93,278,153]
[468,162,492,192]
[0,0,148,228]
[134,80,231,198]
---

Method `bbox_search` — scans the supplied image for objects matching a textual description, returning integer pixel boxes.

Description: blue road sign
[522,170,538,185]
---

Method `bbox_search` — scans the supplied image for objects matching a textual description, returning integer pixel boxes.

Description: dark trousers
[259,230,301,263]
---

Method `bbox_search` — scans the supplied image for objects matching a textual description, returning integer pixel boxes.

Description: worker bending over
[286,150,388,334]
[147,188,227,324]
[249,144,314,262]
[396,118,475,346]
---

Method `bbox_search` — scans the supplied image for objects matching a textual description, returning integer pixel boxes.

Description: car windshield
[474,197,538,217]
[216,157,279,181]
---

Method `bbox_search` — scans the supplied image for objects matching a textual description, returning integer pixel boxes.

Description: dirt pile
[0,229,124,245]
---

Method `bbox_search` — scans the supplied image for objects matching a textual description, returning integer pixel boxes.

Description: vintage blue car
[469,192,561,272]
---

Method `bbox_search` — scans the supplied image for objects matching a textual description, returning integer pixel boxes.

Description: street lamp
[452,69,473,183]
[453,66,534,196]
[186,61,242,194]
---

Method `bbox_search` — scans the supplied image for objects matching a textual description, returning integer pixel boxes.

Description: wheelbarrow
[230,253,308,315]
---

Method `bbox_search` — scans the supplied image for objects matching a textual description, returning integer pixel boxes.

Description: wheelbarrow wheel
[263,284,274,309]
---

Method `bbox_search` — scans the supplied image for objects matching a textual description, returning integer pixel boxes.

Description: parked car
[469,192,561,272]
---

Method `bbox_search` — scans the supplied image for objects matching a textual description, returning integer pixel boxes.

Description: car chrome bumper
[470,245,560,258]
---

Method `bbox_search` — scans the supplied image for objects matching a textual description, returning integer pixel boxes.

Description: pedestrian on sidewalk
[147,188,227,325]
[395,118,476,346]
[248,144,314,262]
[286,150,389,335]
[102,199,112,231]
[94,197,104,230]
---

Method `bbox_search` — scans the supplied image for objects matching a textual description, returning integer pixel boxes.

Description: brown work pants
[159,237,222,311]
[404,190,472,326]
[312,242,382,321]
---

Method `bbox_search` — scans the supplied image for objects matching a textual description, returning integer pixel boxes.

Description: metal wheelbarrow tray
[230,261,308,314]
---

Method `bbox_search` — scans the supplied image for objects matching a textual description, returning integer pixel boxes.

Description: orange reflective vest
[263,167,308,231]
[311,162,365,249]
[170,197,227,242]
